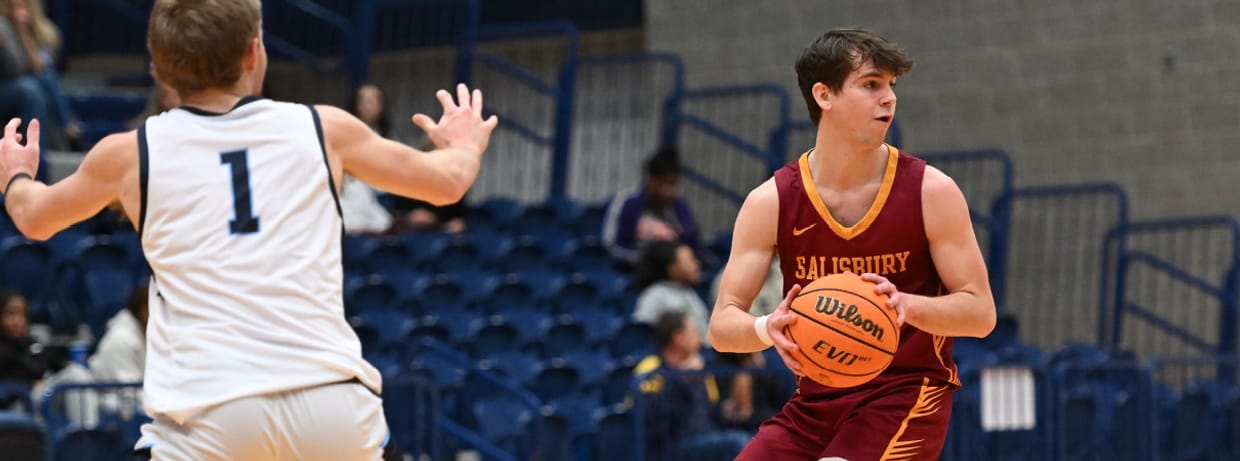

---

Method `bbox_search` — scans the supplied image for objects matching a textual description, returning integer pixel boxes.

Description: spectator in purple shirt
[602,146,703,264]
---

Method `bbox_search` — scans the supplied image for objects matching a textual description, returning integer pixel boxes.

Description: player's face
[2,297,27,339]
[823,60,897,148]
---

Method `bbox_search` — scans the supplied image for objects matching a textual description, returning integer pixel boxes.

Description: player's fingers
[895,304,907,326]
[24,119,38,148]
[859,272,885,284]
[435,89,455,110]
[769,321,798,352]
[456,83,470,111]
[483,115,498,131]
[773,344,804,376]
[4,118,18,143]
[778,284,802,309]
[472,89,483,118]
[411,113,436,133]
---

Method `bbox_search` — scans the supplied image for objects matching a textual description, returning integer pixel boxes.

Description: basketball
[784,272,899,388]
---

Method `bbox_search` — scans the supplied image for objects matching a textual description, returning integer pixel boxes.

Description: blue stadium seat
[483,350,542,385]
[574,202,608,238]
[575,309,624,346]
[558,237,614,273]
[548,393,601,437]
[493,307,552,346]
[555,274,602,314]
[594,407,637,461]
[471,396,532,455]
[474,197,526,228]
[530,412,574,461]
[421,307,484,347]
[54,428,126,461]
[0,237,53,305]
[600,363,636,406]
[531,359,582,401]
[429,238,484,273]
[495,236,550,272]
[561,348,612,389]
[472,321,521,359]
[543,319,587,359]
[345,276,399,315]
[611,322,655,361]
[363,238,418,285]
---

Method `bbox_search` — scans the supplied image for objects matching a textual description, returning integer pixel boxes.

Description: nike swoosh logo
[792,224,817,236]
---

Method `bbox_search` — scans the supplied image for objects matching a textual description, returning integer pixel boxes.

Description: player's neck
[808,136,888,190]
[179,86,256,114]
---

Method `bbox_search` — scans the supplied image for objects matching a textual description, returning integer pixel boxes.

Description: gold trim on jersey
[798,144,899,240]
[879,378,950,461]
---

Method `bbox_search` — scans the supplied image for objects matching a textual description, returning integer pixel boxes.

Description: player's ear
[812,82,832,111]
[244,37,261,71]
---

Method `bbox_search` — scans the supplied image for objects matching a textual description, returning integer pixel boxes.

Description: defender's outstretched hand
[412,83,499,153]
[0,118,39,193]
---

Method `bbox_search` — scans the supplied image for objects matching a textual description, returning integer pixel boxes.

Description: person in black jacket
[0,288,48,386]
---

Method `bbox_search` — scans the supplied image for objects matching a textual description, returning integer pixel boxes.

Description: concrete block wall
[645,0,1240,219]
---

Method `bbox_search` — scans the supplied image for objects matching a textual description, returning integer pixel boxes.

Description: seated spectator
[602,146,704,264]
[89,283,148,383]
[0,289,49,386]
[631,240,710,346]
[7,0,79,149]
[0,3,50,178]
[635,311,750,461]
[340,83,395,234]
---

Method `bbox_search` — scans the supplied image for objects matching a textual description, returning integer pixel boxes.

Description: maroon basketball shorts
[735,377,953,461]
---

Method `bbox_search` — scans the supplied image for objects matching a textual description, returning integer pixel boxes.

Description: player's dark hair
[795,27,914,125]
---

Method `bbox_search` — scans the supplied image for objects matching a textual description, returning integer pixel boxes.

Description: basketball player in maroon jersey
[708,27,996,461]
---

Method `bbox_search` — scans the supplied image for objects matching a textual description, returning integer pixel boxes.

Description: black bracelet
[3,172,32,196]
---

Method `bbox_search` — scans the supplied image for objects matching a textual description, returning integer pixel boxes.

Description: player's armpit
[5,131,135,241]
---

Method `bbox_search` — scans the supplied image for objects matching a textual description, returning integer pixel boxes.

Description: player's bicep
[713,182,779,314]
[923,168,991,296]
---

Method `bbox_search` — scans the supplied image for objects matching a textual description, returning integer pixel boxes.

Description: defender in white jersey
[0,0,498,460]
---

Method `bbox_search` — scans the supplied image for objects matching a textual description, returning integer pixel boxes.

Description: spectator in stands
[635,311,750,461]
[89,283,148,383]
[632,240,710,345]
[602,146,704,264]
[126,79,181,130]
[340,83,395,234]
[0,1,49,178]
[6,0,79,150]
[0,289,48,386]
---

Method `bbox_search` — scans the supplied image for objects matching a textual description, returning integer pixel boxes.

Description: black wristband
[3,172,32,195]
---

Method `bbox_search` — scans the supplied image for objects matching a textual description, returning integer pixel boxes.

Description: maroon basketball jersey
[774,145,960,395]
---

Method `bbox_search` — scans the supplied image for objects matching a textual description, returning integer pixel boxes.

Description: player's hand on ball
[768,283,804,376]
[412,83,499,153]
[861,273,906,327]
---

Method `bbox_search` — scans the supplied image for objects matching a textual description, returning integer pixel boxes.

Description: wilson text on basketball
[793,251,911,280]
[814,295,886,342]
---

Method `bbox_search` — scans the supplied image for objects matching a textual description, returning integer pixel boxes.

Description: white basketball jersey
[138,98,381,424]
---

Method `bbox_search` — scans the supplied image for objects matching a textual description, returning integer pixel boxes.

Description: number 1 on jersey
[220,149,260,235]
